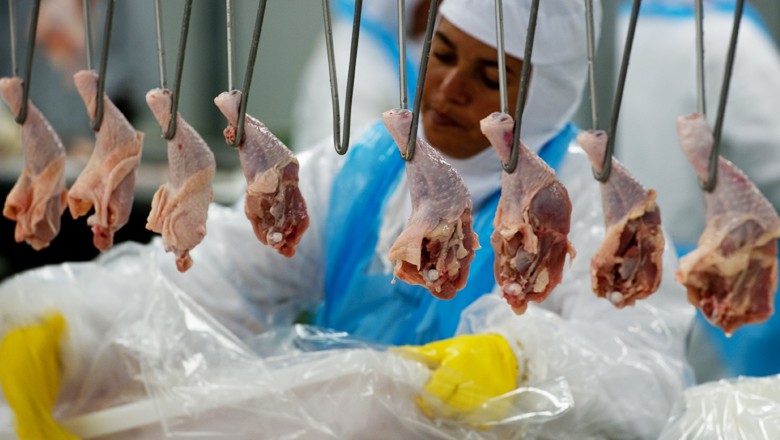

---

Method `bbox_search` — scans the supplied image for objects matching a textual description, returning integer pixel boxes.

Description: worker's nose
[439,69,469,105]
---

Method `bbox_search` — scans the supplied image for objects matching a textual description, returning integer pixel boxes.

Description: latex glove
[0,313,78,440]
[392,333,519,425]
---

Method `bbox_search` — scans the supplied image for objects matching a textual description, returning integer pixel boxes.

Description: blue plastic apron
[315,122,576,346]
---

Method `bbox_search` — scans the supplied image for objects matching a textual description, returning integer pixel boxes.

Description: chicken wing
[214,90,309,257]
[0,77,68,250]
[68,70,144,251]
[676,113,780,335]
[145,88,216,272]
[384,109,479,300]
[578,129,664,307]
[481,112,574,313]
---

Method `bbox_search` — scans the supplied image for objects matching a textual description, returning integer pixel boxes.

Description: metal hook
[402,0,438,162]
[694,0,706,116]
[594,0,641,183]
[83,0,115,131]
[154,0,166,89]
[8,0,18,76]
[398,0,408,110]
[584,0,599,130]
[12,0,41,125]
[162,0,193,140]
[225,0,234,92]
[494,0,508,114]
[322,0,362,155]
[699,0,742,192]
[231,0,268,148]
[503,0,538,173]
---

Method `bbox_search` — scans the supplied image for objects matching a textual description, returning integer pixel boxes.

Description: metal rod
[163,0,193,140]
[495,0,508,114]
[585,0,599,129]
[91,0,114,131]
[8,0,17,76]
[322,0,362,155]
[700,0,743,192]
[231,0,268,148]
[403,0,438,161]
[82,0,93,71]
[398,0,408,109]
[503,0,539,173]
[226,0,234,91]
[594,0,641,182]
[154,0,167,89]
[14,0,41,124]
[694,0,706,115]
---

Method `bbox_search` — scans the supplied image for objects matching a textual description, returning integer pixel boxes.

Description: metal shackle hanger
[153,0,193,140]
[7,0,41,125]
[82,0,116,131]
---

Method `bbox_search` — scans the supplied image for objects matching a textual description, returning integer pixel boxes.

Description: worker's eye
[481,71,500,90]
[431,50,456,65]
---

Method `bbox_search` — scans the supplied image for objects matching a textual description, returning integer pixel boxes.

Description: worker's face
[422,18,525,159]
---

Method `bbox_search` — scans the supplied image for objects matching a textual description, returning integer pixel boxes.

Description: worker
[290,0,432,149]
[0,0,695,438]
[613,0,780,381]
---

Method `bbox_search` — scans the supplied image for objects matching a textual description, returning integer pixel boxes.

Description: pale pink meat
[481,112,575,313]
[37,0,86,77]
[676,113,780,335]
[214,90,309,257]
[0,76,68,250]
[384,108,479,300]
[68,70,144,251]
[578,129,665,308]
[145,88,216,272]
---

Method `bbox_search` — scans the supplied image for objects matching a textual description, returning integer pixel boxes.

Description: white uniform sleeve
[456,147,696,439]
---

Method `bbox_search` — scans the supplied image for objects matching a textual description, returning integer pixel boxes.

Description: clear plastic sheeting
[659,375,780,440]
[0,242,573,439]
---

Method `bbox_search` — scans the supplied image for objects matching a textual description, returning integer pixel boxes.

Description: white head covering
[439,0,602,151]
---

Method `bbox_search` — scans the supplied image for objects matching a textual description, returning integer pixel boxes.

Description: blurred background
[0,0,778,280]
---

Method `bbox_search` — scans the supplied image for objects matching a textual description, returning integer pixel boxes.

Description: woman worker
[0,0,694,438]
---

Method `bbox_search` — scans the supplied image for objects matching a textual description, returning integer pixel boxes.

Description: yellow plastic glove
[392,333,519,425]
[0,313,78,440]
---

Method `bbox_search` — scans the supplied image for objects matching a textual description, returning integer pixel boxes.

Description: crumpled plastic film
[659,375,780,440]
[1,240,572,439]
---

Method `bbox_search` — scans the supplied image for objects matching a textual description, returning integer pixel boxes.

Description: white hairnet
[439,0,603,150]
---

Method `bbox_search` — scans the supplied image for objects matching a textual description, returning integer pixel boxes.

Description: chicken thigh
[481,112,574,314]
[0,77,68,250]
[145,88,216,272]
[214,90,309,257]
[384,109,479,300]
[578,129,664,307]
[676,113,780,335]
[68,70,144,251]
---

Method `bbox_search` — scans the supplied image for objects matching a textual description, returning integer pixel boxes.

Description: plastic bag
[659,375,780,440]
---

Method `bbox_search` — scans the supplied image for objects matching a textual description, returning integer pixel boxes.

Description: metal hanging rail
[322,0,362,155]
[10,0,42,125]
[503,0,539,173]
[700,0,743,192]
[229,0,268,148]
[401,0,438,162]
[593,0,642,183]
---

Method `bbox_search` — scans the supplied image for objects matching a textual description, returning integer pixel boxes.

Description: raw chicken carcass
[578,129,665,307]
[0,77,68,250]
[384,109,479,299]
[37,0,86,77]
[68,70,144,251]
[214,90,309,257]
[676,113,780,335]
[481,112,574,313]
[145,88,216,272]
